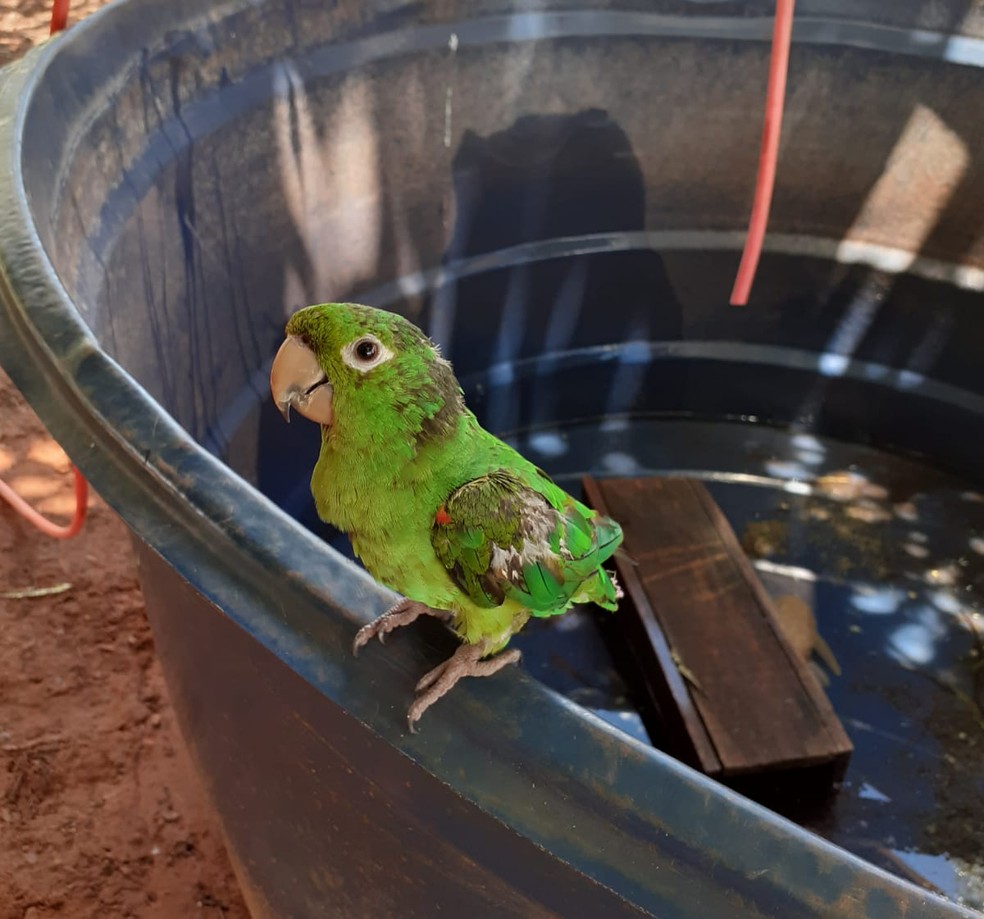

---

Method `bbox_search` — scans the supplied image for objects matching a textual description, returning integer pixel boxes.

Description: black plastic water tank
[1,1,983,916]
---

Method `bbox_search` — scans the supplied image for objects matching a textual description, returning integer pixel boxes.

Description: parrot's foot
[352,599,448,655]
[407,642,522,732]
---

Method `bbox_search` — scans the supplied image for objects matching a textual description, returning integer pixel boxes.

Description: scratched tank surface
[2,0,984,916]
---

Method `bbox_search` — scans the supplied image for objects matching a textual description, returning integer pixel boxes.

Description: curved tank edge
[0,11,978,919]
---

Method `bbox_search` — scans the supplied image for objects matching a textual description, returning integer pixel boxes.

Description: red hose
[50,0,70,34]
[0,0,87,541]
[0,468,88,539]
[730,0,796,306]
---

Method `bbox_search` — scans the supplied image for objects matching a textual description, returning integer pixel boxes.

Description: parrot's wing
[431,469,622,615]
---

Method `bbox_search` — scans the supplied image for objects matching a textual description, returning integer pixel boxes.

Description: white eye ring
[341,335,394,373]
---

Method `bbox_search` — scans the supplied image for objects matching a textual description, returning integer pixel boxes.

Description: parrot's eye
[356,339,378,361]
[341,334,394,373]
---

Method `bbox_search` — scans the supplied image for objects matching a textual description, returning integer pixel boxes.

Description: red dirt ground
[0,4,250,917]
[0,374,251,919]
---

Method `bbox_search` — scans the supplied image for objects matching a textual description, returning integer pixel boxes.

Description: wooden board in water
[583,475,853,787]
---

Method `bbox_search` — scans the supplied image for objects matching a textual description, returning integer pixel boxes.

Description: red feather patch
[435,505,452,526]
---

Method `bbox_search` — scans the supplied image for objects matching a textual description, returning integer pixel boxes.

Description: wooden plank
[584,475,852,783]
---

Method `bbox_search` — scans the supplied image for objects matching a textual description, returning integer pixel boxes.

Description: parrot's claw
[414,660,450,695]
[352,599,443,655]
[406,643,522,733]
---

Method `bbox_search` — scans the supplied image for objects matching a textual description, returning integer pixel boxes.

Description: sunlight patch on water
[602,452,641,475]
[889,622,938,665]
[858,783,892,803]
[527,430,568,458]
[850,587,906,615]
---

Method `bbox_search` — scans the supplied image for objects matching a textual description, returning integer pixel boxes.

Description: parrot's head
[269,303,464,450]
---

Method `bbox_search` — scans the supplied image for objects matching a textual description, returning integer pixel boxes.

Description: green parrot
[270,302,623,730]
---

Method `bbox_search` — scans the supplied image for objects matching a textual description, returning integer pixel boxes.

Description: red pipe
[0,467,89,539]
[49,0,70,35]
[730,0,796,306]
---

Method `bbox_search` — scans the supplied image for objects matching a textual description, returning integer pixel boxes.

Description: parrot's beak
[269,335,334,426]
